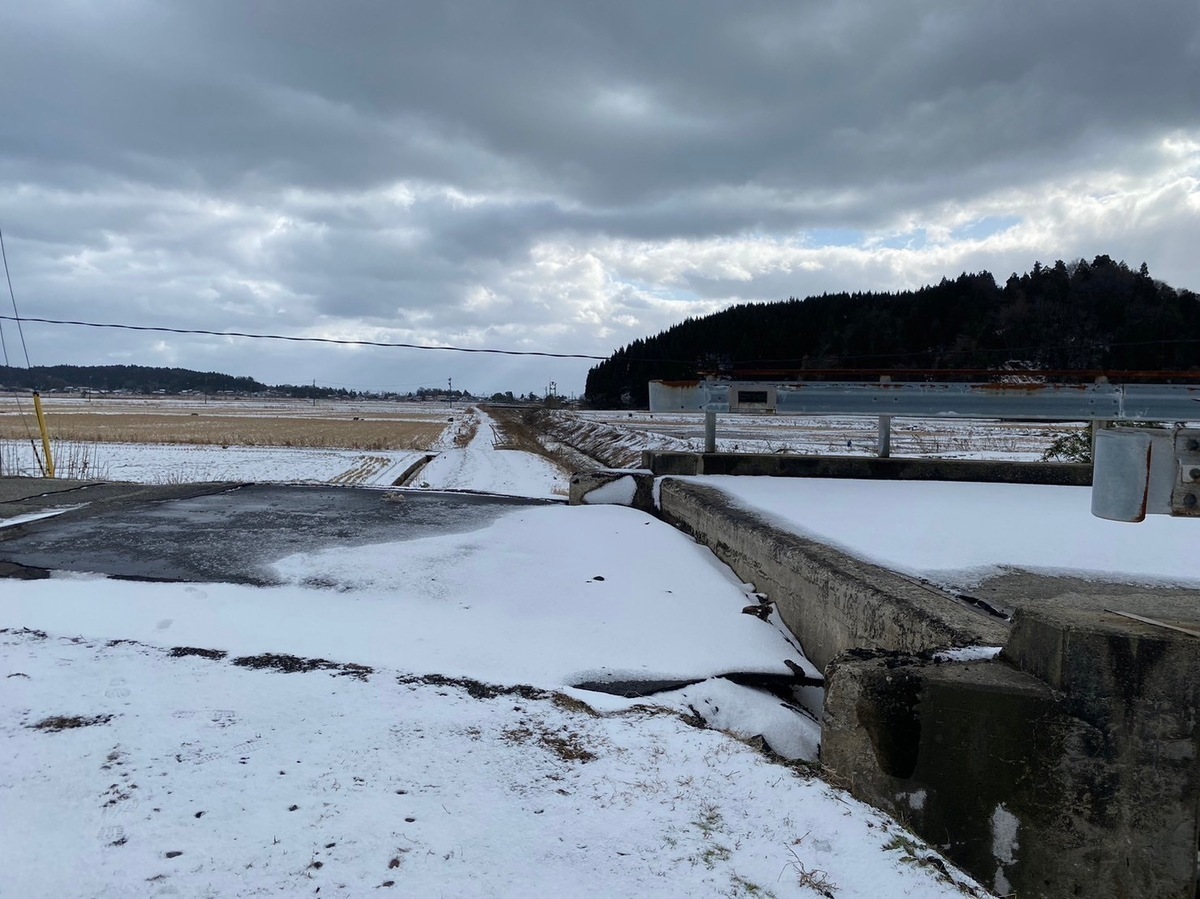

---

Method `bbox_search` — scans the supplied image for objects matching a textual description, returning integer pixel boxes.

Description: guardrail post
[877,375,892,458]
[704,410,717,453]
[877,415,892,458]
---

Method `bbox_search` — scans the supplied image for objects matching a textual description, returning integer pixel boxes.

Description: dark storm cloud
[0,1,1197,391]
[8,2,1195,209]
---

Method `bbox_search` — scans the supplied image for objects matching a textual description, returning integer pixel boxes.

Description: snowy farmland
[0,401,571,498]
[3,394,1097,492]
[573,409,1076,461]
[0,401,1005,896]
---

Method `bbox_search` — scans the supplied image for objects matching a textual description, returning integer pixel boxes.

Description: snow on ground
[414,407,569,499]
[0,631,975,899]
[1,505,806,689]
[48,443,427,487]
[575,410,1068,461]
[2,405,567,495]
[0,501,984,897]
[0,406,994,896]
[695,476,1200,588]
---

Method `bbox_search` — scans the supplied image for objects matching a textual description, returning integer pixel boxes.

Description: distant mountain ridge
[584,256,1200,407]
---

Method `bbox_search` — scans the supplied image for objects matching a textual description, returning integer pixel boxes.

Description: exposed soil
[501,724,597,763]
[30,714,114,732]
[230,652,373,680]
[168,646,228,660]
[396,673,547,701]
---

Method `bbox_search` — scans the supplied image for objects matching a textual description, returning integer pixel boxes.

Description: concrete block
[1005,594,1200,896]
[825,605,1200,899]
[641,451,701,475]
[823,653,1072,896]
[569,469,656,512]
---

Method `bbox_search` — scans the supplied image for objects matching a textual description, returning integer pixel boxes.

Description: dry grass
[483,406,594,473]
[0,412,445,451]
[0,437,108,479]
[451,415,480,448]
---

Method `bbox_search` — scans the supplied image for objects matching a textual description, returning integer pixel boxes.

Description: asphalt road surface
[0,481,547,584]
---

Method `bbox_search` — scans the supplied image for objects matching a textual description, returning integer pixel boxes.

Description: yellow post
[32,391,55,478]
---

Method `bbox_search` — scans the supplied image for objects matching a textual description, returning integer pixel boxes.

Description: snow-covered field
[1,406,989,896]
[576,409,1074,461]
[72,443,426,487]
[2,406,570,497]
[1,394,459,421]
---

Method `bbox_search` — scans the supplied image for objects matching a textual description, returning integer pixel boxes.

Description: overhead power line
[0,314,609,360]
[0,224,49,475]
[0,225,34,369]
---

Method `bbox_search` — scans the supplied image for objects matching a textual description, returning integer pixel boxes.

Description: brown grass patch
[481,406,589,472]
[0,412,445,451]
[501,724,597,763]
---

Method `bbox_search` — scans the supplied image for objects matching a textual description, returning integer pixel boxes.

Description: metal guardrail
[650,380,1200,421]
[649,379,1200,521]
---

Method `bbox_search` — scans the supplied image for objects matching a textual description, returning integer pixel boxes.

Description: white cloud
[0,2,1197,395]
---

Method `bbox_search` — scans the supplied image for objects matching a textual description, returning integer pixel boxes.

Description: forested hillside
[0,364,267,394]
[585,256,1200,407]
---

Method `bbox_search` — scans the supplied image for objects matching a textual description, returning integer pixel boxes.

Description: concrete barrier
[823,594,1200,897]
[651,474,1199,897]
[642,450,1093,485]
[655,479,1007,670]
[568,469,656,511]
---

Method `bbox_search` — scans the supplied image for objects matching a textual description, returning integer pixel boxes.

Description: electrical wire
[0,227,32,368]
[0,225,47,475]
[0,314,609,360]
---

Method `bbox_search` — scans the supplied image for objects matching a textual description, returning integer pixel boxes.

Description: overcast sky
[1,1,1197,396]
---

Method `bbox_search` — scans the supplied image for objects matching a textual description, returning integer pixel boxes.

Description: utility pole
[312,379,316,407]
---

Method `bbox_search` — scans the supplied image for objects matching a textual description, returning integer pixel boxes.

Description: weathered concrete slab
[823,653,1062,895]
[655,474,1200,897]
[823,592,1200,898]
[657,479,1007,670]
[959,568,1200,614]
[568,468,656,511]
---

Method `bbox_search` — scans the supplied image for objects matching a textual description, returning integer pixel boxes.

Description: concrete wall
[653,475,1199,898]
[656,479,1007,670]
[568,469,656,512]
[643,450,1093,485]
[823,595,1200,898]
